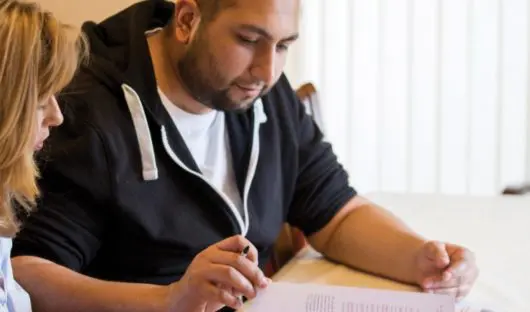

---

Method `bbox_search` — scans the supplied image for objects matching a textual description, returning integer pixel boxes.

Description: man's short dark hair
[197,0,236,22]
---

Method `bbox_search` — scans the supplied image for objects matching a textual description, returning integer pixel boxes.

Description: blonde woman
[0,0,86,310]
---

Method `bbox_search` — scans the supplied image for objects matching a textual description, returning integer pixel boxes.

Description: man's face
[176,0,300,112]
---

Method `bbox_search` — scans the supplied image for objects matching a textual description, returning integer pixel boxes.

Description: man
[12,0,479,311]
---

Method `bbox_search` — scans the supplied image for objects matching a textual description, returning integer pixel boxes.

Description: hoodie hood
[81,0,174,126]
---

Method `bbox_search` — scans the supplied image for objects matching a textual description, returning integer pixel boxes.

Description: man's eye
[277,43,289,52]
[238,36,258,44]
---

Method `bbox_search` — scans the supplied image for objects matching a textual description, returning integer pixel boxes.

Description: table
[269,192,530,312]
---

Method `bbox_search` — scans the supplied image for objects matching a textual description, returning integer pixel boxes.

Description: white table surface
[269,192,530,312]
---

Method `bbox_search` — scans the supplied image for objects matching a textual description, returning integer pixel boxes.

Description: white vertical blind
[439,0,470,194]
[410,0,439,193]
[349,0,381,192]
[500,0,529,190]
[380,0,410,192]
[286,0,530,195]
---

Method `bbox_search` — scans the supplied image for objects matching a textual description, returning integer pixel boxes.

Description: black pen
[240,245,250,257]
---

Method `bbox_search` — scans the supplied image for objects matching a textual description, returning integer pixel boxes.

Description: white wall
[36,0,140,26]
[285,0,530,196]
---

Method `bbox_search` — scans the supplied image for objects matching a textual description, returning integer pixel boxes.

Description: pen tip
[243,245,250,254]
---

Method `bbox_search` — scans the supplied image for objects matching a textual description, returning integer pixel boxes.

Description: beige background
[35,0,141,26]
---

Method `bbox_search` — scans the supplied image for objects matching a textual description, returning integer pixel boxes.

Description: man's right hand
[168,235,270,312]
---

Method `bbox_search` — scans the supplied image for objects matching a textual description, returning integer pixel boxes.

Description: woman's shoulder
[0,237,12,255]
[0,237,12,267]
[0,236,32,311]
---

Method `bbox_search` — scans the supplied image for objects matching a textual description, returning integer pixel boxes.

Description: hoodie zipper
[160,102,266,236]
[241,101,267,234]
[161,127,248,234]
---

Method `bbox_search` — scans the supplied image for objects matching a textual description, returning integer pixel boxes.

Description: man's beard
[177,33,266,113]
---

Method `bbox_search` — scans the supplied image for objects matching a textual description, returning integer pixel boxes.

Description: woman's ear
[173,0,202,44]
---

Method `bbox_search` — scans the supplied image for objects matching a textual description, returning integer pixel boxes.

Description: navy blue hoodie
[13,0,356,285]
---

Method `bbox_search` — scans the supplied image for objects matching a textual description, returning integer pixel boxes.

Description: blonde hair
[0,0,87,236]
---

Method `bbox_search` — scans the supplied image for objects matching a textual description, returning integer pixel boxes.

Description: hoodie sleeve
[12,102,112,272]
[286,81,357,236]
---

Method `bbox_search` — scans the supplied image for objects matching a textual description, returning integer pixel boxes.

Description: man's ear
[173,0,202,44]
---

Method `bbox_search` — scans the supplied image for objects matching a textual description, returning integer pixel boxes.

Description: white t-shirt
[0,237,32,312]
[158,89,244,217]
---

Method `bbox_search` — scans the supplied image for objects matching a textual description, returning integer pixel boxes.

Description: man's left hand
[414,241,479,301]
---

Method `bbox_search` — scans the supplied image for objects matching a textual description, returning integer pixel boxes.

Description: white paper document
[240,282,455,312]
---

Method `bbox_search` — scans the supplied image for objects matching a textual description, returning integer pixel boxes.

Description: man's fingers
[426,241,450,268]
[204,300,227,312]
[216,235,251,252]
[422,270,472,290]
[184,237,267,311]
[444,249,474,277]
[432,250,477,288]
[205,264,257,299]
[244,243,259,264]
[423,268,480,292]
[203,283,242,311]
[422,277,454,289]
[443,262,467,284]
[209,250,269,291]
[216,235,259,264]
[421,274,446,289]
[421,269,460,289]
[455,284,472,300]
[423,270,475,302]
[424,275,471,290]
